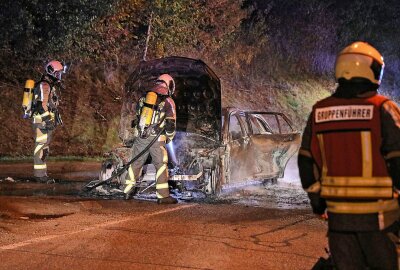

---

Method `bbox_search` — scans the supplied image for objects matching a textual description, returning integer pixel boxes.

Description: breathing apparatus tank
[22,79,35,119]
[138,91,158,137]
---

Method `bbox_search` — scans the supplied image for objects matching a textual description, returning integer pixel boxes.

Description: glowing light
[166,141,178,164]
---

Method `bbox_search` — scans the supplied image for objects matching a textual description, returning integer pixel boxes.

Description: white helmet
[45,60,65,81]
[156,74,175,96]
[335,41,384,85]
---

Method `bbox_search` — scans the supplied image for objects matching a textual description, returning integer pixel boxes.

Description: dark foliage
[1,0,400,156]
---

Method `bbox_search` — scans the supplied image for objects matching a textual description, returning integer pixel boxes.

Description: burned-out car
[96,56,300,197]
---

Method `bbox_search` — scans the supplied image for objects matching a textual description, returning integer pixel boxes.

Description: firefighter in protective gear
[124,74,178,204]
[299,42,400,270]
[32,60,65,183]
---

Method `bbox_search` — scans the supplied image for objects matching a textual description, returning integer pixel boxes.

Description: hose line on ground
[82,125,165,192]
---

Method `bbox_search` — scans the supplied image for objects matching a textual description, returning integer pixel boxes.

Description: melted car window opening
[229,114,244,141]
[276,114,294,134]
[248,113,274,135]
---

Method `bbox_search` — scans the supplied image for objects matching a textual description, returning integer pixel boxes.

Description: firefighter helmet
[335,42,384,85]
[156,74,175,96]
[45,60,65,81]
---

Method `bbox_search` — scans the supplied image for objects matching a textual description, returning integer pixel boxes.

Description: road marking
[0,204,194,251]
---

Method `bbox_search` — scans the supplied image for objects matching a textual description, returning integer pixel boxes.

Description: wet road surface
[0,161,328,270]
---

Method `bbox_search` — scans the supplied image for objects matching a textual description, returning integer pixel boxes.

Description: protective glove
[308,192,327,215]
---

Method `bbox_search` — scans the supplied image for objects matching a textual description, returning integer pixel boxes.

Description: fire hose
[82,125,165,192]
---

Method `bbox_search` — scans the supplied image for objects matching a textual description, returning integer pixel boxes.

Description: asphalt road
[0,195,328,270]
[0,159,328,270]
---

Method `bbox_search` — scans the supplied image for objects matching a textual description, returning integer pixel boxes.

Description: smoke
[280,155,302,186]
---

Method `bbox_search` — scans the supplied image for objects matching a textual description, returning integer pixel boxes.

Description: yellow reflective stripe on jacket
[327,199,399,214]
[319,131,394,200]
[361,131,373,177]
[322,176,392,187]
[321,186,393,199]
[36,134,48,143]
[34,164,47,170]
[317,134,328,178]
[158,112,166,127]
[156,183,169,190]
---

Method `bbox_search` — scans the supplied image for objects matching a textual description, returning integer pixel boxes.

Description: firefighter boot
[157,196,178,204]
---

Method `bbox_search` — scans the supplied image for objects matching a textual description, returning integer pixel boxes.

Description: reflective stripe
[305,181,321,193]
[34,164,47,170]
[299,148,312,158]
[41,111,50,118]
[156,183,169,190]
[124,184,134,194]
[125,180,136,185]
[156,164,167,180]
[159,112,166,128]
[40,84,44,100]
[317,134,328,178]
[161,146,168,163]
[385,151,400,160]
[361,131,372,177]
[166,131,176,142]
[33,114,42,123]
[166,131,175,137]
[321,186,393,199]
[34,144,44,155]
[128,167,135,182]
[36,134,48,143]
[322,176,392,187]
[156,191,165,199]
[327,199,399,214]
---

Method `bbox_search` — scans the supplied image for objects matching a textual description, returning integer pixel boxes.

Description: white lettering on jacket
[315,105,374,123]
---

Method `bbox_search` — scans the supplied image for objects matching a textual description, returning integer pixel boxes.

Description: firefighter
[32,60,65,183]
[298,41,400,270]
[124,74,178,204]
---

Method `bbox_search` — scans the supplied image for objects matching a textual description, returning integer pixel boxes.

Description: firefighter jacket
[32,76,60,128]
[136,93,176,142]
[299,90,400,231]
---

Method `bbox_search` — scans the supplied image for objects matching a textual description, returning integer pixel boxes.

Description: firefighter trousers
[328,229,398,270]
[124,136,170,199]
[33,125,53,178]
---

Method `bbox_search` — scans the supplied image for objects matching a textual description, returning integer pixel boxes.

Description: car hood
[120,56,222,145]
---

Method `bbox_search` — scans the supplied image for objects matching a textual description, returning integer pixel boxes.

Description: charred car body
[96,56,300,197]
